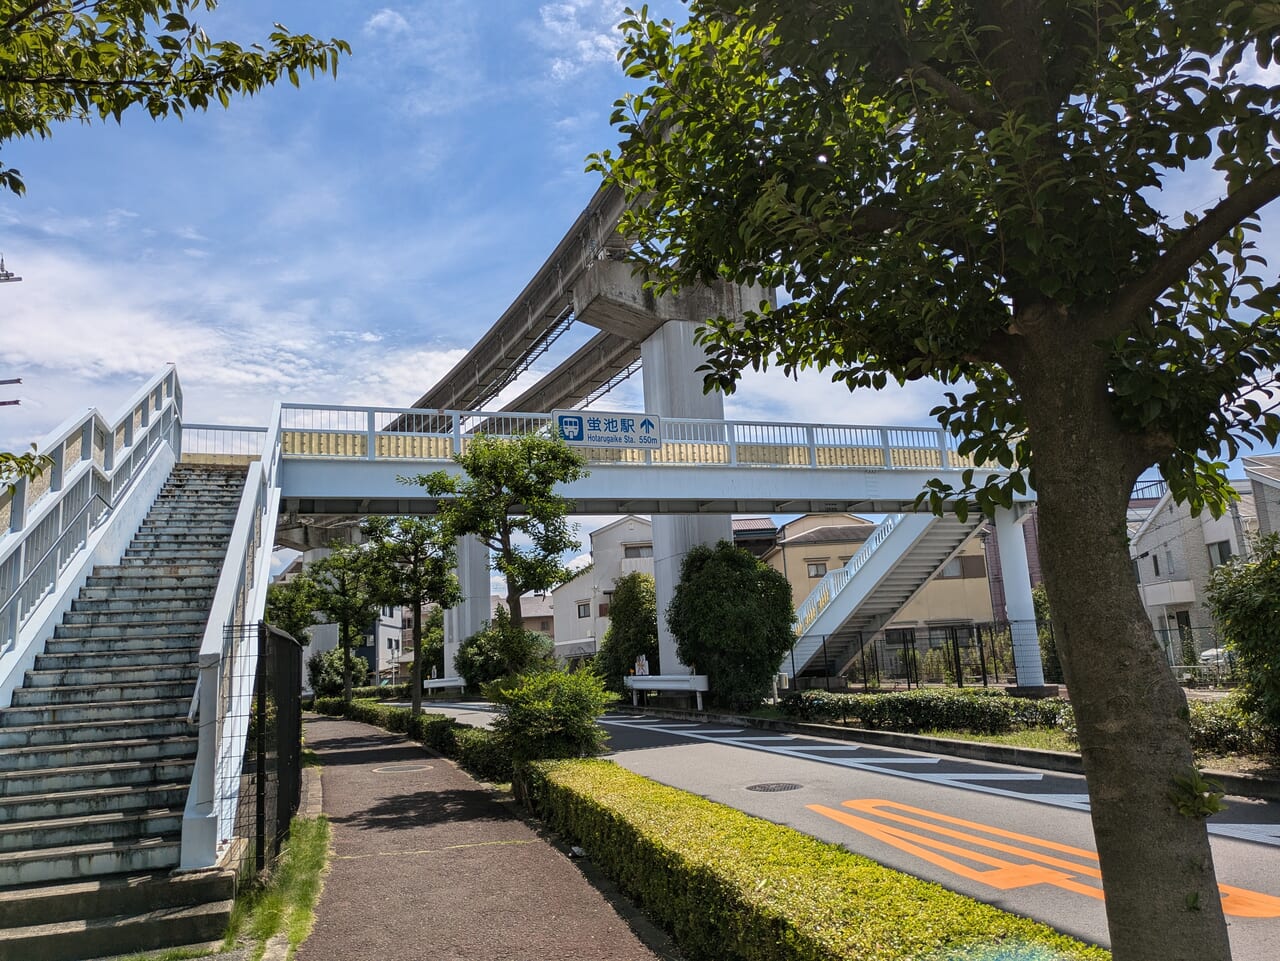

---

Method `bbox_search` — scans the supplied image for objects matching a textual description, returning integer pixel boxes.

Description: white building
[552,516,655,660]
[1129,479,1255,660]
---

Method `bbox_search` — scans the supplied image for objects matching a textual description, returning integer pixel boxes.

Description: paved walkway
[298,714,663,961]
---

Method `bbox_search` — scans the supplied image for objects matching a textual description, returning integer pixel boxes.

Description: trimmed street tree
[1206,532,1280,751]
[591,3,1280,956]
[595,571,659,692]
[408,432,588,626]
[363,515,461,716]
[0,1,349,195]
[307,543,383,705]
[667,541,794,711]
[264,572,319,644]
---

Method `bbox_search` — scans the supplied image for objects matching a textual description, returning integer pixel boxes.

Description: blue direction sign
[553,409,662,449]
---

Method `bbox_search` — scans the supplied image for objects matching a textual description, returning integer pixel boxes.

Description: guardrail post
[8,477,26,534]
[806,426,817,467]
[366,409,377,461]
[79,421,93,463]
[938,428,950,468]
[880,429,892,469]
[49,445,64,493]
[452,412,462,455]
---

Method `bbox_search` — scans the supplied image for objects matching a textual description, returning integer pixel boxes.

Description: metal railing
[183,404,283,868]
[274,402,989,471]
[793,514,907,636]
[1,366,181,652]
[182,423,268,463]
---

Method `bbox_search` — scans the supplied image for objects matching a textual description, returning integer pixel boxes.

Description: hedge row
[780,689,1071,735]
[348,683,412,701]
[524,759,1108,961]
[779,689,1274,757]
[311,697,512,782]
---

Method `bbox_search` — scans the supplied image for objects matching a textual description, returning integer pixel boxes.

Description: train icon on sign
[556,414,584,442]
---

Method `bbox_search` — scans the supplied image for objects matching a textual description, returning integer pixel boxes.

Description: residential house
[552,516,654,661]
[1129,479,1255,660]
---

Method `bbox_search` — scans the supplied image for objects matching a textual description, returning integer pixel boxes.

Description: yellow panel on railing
[65,434,82,465]
[816,446,885,467]
[653,442,731,464]
[736,444,809,466]
[281,431,366,458]
[375,434,453,460]
[183,453,259,466]
[889,447,944,468]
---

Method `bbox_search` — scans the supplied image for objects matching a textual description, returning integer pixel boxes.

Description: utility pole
[0,255,21,284]
[1,377,20,407]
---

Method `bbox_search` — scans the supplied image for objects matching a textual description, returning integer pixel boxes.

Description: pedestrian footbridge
[1,366,1043,873]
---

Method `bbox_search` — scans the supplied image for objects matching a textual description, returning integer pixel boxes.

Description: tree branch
[907,63,1002,130]
[1111,163,1280,327]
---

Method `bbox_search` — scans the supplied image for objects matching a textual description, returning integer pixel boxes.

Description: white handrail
[182,404,283,869]
[1,366,181,651]
[793,513,906,636]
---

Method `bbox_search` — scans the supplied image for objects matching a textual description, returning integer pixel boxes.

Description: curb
[618,705,1280,802]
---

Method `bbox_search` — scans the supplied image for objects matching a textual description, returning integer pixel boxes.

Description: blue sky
[1,1,1278,476]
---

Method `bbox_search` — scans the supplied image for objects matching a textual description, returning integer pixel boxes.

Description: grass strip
[525,759,1109,961]
[226,815,331,961]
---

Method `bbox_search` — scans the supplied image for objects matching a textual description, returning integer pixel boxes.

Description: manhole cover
[745,782,803,793]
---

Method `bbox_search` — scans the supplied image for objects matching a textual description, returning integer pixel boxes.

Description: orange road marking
[808,798,1280,919]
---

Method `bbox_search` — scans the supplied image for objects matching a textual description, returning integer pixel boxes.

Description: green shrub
[350,683,411,701]
[306,647,367,697]
[454,727,513,783]
[524,759,1107,961]
[1188,695,1269,755]
[595,571,659,693]
[454,607,555,689]
[667,540,794,711]
[487,669,617,765]
[779,689,1070,735]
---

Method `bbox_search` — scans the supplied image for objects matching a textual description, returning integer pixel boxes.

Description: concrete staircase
[0,464,246,961]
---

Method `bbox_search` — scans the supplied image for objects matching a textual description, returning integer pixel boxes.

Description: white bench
[623,674,710,711]
[421,677,466,692]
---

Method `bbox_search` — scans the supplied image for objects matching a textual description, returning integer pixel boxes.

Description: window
[1165,549,1175,575]
[576,602,590,619]
[599,603,610,617]
[938,558,963,579]
[1152,554,1160,576]
[1207,540,1233,568]
[539,619,550,632]
[1132,559,1141,584]
[807,562,827,578]
[624,543,653,558]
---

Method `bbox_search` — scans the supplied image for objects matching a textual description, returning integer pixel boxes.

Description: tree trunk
[411,594,423,717]
[1017,337,1231,960]
[341,615,353,705]
[506,588,523,629]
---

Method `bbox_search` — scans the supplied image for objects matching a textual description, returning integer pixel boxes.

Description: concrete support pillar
[445,535,489,678]
[642,320,732,675]
[994,506,1045,689]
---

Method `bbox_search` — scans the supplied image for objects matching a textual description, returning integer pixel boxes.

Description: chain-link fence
[220,622,303,878]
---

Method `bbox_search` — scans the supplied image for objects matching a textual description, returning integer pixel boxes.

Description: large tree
[0,0,349,196]
[592,3,1280,958]
[363,515,461,716]
[408,432,588,627]
[307,543,383,705]
[595,570,659,692]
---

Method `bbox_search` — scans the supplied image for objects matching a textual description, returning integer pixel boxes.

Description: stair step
[44,633,201,655]
[0,894,230,961]
[0,735,196,773]
[9,681,193,707]
[72,585,217,604]
[0,698,188,728]
[0,782,187,826]
[69,597,214,614]
[61,608,209,626]
[0,866,233,929]
[0,809,184,854]
[0,716,191,749]
[89,562,222,579]
[82,574,220,591]
[24,664,197,689]
[0,836,180,888]
[0,758,194,798]
[121,548,230,561]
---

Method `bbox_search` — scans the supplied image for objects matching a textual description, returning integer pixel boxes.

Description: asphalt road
[416,703,1280,958]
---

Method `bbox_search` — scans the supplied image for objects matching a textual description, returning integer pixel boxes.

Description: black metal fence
[792,619,1064,691]
[222,621,303,878]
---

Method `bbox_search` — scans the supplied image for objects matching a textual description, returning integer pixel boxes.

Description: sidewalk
[298,714,664,961]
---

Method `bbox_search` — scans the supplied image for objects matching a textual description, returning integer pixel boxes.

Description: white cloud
[364,8,412,37]
[537,1,627,81]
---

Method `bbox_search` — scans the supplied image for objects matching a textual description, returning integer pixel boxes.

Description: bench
[623,674,710,711]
